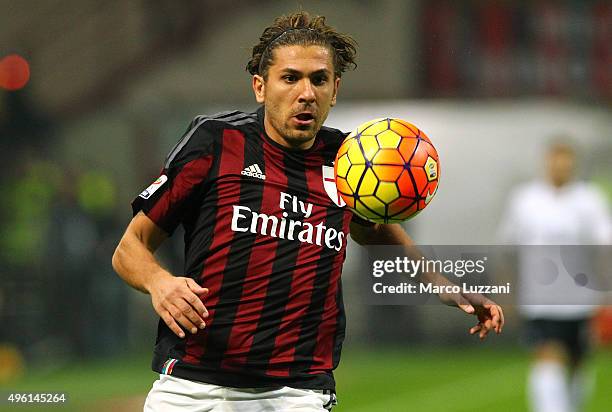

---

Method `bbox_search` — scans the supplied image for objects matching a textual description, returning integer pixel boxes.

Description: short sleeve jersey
[497,180,612,319]
[132,107,370,390]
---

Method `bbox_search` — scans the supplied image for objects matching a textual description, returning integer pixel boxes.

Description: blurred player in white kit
[499,139,612,412]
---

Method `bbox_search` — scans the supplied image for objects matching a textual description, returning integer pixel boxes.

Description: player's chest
[519,194,586,241]
[210,140,347,217]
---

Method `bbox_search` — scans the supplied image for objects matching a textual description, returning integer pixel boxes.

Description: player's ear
[253,75,265,104]
[330,76,341,107]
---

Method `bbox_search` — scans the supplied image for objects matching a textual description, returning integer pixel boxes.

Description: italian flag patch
[161,358,178,375]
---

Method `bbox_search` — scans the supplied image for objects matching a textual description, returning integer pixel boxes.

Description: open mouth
[295,112,314,121]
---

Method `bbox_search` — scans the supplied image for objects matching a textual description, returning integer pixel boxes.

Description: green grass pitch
[1,347,611,411]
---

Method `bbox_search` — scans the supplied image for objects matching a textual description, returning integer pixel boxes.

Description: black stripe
[331,278,345,369]
[290,207,345,375]
[245,154,308,367]
[155,133,222,363]
[198,130,265,368]
[183,143,221,278]
[172,133,222,360]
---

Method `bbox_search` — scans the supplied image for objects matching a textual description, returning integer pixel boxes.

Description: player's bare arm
[350,221,504,340]
[112,211,209,338]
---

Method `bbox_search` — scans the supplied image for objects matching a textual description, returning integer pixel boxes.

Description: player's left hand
[441,292,504,340]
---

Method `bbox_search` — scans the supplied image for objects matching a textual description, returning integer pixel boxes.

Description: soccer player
[499,140,611,412]
[112,11,504,411]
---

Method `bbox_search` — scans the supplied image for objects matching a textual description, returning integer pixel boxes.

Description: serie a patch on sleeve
[139,175,168,199]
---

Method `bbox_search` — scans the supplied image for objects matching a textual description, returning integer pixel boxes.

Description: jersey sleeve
[131,117,217,235]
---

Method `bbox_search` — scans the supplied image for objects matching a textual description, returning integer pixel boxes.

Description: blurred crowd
[0,91,132,370]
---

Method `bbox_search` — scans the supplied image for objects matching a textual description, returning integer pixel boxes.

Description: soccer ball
[334,118,440,223]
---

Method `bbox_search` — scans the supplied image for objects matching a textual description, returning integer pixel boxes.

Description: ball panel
[335,153,351,178]
[397,170,417,198]
[388,120,417,139]
[375,181,400,205]
[346,164,366,193]
[372,149,405,166]
[391,118,419,135]
[422,180,439,200]
[388,196,417,215]
[418,130,433,144]
[411,167,429,192]
[372,164,403,182]
[359,195,386,216]
[409,140,430,166]
[337,141,350,158]
[339,191,355,209]
[357,168,378,196]
[355,198,385,222]
[347,142,366,164]
[357,118,386,134]
[376,130,401,149]
[336,176,352,196]
[359,135,379,159]
[393,204,421,221]
[398,137,419,163]
[360,119,390,136]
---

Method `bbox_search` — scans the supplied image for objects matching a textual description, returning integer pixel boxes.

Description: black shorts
[525,318,591,363]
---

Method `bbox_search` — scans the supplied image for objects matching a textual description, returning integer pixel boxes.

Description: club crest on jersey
[322,165,346,207]
[139,175,168,199]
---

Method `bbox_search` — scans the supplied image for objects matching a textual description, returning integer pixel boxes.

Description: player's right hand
[147,273,209,338]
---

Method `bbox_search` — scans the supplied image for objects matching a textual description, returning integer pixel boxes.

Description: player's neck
[263,117,316,151]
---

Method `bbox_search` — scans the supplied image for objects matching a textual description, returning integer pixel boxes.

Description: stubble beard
[272,114,320,146]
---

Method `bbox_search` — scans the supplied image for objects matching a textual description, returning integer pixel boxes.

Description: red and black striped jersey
[132,107,368,391]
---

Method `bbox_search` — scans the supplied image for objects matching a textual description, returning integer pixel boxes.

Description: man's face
[252,45,340,150]
[546,148,576,187]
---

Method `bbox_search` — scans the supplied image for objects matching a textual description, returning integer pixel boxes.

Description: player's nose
[297,79,316,104]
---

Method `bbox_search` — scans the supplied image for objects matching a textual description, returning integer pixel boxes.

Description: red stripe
[183,129,245,364]
[309,210,352,373]
[221,142,287,368]
[266,152,324,377]
[148,156,213,228]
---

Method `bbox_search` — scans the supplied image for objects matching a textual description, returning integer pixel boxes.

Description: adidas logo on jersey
[241,164,266,180]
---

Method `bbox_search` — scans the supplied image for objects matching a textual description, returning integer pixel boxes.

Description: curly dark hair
[247,11,357,79]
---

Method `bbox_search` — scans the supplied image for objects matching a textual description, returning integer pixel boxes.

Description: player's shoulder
[571,181,608,204]
[187,110,259,134]
[165,110,258,168]
[181,109,259,146]
[318,125,348,150]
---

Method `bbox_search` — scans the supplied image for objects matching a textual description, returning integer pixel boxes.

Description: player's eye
[312,75,328,86]
[282,74,297,83]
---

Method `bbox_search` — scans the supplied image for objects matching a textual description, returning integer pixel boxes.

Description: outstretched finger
[469,324,481,335]
[479,324,492,340]
[459,304,475,314]
[497,306,505,333]
[160,310,186,338]
[486,305,502,334]
[491,306,501,333]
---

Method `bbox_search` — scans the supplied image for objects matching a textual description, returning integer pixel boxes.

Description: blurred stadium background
[1,0,611,411]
